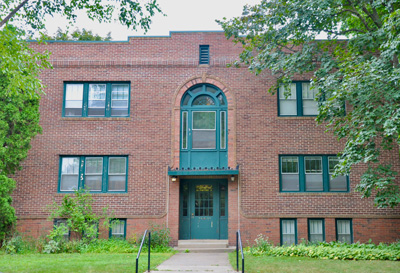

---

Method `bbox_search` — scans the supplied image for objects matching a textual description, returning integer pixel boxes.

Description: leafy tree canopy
[0,0,162,241]
[42,27,112,41]
[0,0,162,32]
[218,0,400,208]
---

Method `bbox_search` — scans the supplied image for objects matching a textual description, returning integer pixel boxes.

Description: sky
[44,0,261,40]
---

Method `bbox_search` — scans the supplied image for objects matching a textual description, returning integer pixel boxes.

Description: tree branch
[362,2,382,28]
[344,0,373,32]
[0,0,29,28]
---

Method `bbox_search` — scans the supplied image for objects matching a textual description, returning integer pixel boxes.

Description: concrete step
[175,246,236,253]
[178,240,229,248]
[176,240,233,253]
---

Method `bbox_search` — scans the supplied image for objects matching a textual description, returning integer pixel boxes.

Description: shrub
[138,223,171,252]
[82,239,137,253]
[43,240,60,254]
[4,235,24,254]
[48,189,114,243]
[246,236,400,261]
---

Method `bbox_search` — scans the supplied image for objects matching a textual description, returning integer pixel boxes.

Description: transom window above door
[180,84,227,169]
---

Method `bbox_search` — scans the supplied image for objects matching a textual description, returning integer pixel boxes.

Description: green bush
[246,235,400,261]
[4,235,24,254]
[43,240,60,254]
[48,189,113,243]
[139,224,172,252]
[83,238,137,253]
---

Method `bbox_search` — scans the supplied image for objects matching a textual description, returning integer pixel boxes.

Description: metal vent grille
[199,45,210,64]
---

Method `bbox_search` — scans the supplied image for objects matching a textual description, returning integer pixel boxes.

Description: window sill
[61,117,131,121]
[56,192,128,196]
[277,116,317,120]
[279,192,351,196]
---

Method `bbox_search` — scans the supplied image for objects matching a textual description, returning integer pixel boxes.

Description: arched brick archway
[170,73,237,169]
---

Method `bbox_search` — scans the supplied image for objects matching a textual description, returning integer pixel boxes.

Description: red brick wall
[13,32,400,245]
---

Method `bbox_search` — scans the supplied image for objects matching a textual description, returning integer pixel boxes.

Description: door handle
[211,221,213,228]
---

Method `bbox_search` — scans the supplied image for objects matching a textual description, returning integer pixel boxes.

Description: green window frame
[280,219,297,245]
[58,156,128,193]
[308,219,325,243]
[109,219,126,239]
[63,82,130,117]
[336,219,353,244]
[278,81,318,116]
[280,155,349,192]
[180,84,228,152]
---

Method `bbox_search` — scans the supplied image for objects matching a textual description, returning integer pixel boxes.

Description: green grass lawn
[228,252,400,273]
[0,252,174,273]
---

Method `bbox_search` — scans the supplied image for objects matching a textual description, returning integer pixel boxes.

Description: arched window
[180,84,227,169]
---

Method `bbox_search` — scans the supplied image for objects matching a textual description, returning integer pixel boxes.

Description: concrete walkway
[152,252,236,273]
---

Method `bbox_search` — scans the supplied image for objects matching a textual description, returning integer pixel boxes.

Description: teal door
[179,179,228,240]
[180,84,228,169]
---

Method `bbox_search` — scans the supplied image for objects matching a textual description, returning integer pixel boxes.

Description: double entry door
[179,179,228,240]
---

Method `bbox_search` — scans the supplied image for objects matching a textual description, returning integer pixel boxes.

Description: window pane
[305,157,324,191]
[108,158,126,191]
[302,83,318,115]
[88,84,106,116]
[206,86,218,94]
[65,84,83,116]
[182,112,188,149]
[182,94,190,106]
[109,158,126,174]
[191,87,202,94]
[85,175,102,191]
[86,158,103,174]
[111,220,125,238]
[111,84,129,116]
[303,100,318,115]
[282,220,296,245]
[309,220,323,243]
[108,176,126,191]
[217,94,225,105]
[220,184,226,217]
[60,157,79,191]
[306,174,323,191]
[337,220,352,243]
[85,157,103,191]
[62,157,79,174]
[192,95,215,106]
[195,185,213,217]
[192,130,216,149]
[279,83,297,115]
[193,112,216,129]
[60,175,79,191]
[281,157,298,173]
[305,157,322,173]
[329,157,340,173]
[280,100,297,115]
[330,175,347,191]
[220,111,226,149]
[329,157,347,191]
[282,174,299,191]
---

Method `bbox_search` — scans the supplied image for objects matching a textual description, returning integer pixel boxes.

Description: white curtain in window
[302,83,318,115]
[279,83,297,115]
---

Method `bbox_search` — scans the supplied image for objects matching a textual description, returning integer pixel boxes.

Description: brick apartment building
[13,31,400,246]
